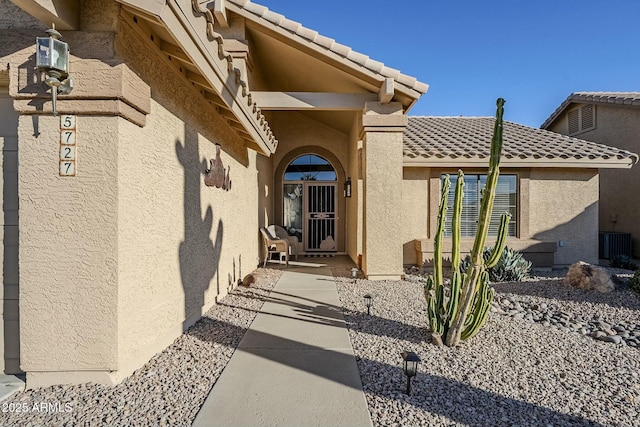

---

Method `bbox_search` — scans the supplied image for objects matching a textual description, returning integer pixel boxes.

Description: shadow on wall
[176,124,223,327]
[532,201,598,265]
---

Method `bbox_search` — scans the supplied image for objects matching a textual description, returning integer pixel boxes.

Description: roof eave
[116,0,278,156]
[227,1,427,105]
[402,158,637,169]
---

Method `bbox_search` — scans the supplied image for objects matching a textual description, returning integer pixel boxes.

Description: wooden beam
[378,78,395,104]
[252,91,378,111]
[10,0,80,30]
[213,0,229,28]
[160,40,191,63]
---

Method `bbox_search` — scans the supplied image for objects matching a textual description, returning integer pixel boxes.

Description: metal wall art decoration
[205,144,231,190]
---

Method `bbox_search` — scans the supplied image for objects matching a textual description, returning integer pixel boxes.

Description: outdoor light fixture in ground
[363,293,372,315]
[351,267,359,282]
[401,351,420,395]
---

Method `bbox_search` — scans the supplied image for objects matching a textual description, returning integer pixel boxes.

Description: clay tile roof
[404,117,638,168]
[541,92,640,129]
[227,0,428,96]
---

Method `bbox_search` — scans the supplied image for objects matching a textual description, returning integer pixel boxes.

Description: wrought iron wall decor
[205,144,231,190]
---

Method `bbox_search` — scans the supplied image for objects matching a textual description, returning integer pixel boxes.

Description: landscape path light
[363,293,372,315]
[401,351,420,395]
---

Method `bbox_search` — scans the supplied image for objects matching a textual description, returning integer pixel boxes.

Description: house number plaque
[59,115,76,176]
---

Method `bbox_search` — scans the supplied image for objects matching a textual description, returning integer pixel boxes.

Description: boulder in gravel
[564,262,615,293]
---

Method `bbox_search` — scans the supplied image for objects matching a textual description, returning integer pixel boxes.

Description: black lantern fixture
[36,24,73,116]
[401,351,421,395]
[363,293,372,315]
[344,177,352,198]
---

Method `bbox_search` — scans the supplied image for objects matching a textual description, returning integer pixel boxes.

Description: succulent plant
[628,269,640,294]
[609,254,638,271]
[460,247,532,282]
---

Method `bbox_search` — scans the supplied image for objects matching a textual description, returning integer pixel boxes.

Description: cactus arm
[470,98,505,264]
[485,212,512,268]
[461,272,494,340]
[451,170,465,272]
[434,175,451,287]
[446,271,462,326]
[425,276,444,335]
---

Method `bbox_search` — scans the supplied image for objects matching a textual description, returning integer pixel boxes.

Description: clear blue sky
[255,0,640,127]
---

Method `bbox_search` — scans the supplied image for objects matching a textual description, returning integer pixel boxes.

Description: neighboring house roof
[226,0,428,97]
[541,92,640,129]
[403,117,638,169]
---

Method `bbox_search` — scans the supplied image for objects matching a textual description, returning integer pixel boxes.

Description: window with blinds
[442,174,517,237]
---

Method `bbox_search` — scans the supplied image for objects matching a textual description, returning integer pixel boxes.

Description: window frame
[440,173,519,238]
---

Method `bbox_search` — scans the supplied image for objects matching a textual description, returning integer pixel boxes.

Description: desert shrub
[460,246,532,282]
[609,254,638,270]
[628,270,640,294]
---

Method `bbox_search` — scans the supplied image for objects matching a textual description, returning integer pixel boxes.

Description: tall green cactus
[424,98,511,346]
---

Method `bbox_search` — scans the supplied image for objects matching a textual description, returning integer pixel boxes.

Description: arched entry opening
[282,154,339,253]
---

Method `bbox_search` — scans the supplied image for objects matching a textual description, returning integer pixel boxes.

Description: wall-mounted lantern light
[36,24,73,116]
[344,177,352,198]
[401,351,421,395]
[363,293,372,315]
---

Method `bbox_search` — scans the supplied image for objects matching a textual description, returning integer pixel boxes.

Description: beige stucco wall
[402,167,430,264]
[4,2,264,387]
[548,105,640,256]
[527,168,598,265]
[19,113,120,381]
[406,167,599,267]
[114,14,260,382]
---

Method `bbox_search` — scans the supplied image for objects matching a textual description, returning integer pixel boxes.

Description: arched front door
[283,154,337,253]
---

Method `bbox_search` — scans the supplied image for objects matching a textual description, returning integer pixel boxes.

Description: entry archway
[275,147,347,254]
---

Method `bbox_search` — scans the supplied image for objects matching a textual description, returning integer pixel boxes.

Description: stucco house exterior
[402,116,636,268]
[542,92,640,257]
[0,0,637,389]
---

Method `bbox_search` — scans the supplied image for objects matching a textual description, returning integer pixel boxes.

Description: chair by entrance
[259,226,299,267]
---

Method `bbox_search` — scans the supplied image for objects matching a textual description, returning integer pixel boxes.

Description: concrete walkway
[192,264,372,427]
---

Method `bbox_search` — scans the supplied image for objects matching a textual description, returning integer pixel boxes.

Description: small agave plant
[424,98,511,347]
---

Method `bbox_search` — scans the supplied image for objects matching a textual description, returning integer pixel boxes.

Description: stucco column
[360,102,407,280]
[6,30,151,387]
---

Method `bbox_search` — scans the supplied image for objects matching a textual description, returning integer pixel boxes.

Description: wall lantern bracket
[36,24,74,116]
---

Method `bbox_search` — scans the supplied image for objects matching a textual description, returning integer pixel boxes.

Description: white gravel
[0,268,282,427]
[335,268,640,427]
[3,266,639,427]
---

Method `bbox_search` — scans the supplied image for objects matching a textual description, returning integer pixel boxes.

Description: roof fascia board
[252,91,378,111]
[10,0,80,30]
[117,0,276,155]
[228,4,425,102]
[402,159,636,169]
[168,0,274,154]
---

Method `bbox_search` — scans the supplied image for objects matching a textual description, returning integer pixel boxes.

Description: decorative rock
[564,262,615,293]
[601,335,623,345]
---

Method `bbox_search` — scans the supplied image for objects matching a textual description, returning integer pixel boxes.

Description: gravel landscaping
[2,264,639,427]
[335,266,640,427]
[0,268,282,427]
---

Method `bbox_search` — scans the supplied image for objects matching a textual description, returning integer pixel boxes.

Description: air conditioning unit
[599,232,632,259]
